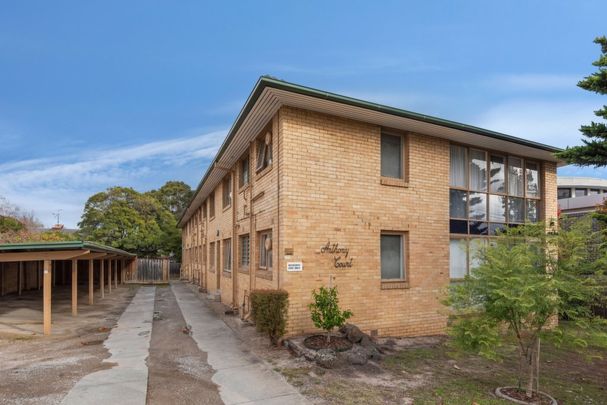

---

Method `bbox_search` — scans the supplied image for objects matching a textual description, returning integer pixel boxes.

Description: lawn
[278,324,607,404]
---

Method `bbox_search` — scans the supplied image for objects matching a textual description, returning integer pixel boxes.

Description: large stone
[340,323,365,344]
[341,345,368,365]
[314,349,338,369]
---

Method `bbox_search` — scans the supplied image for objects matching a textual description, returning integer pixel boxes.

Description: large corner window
[380,132,404,179]
[380,233,406,280]
[449,238,487,279]
[449,145,541,236]
[256,132,273,172]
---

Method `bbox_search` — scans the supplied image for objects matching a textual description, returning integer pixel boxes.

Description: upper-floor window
[239,156,250,188]
[449,144,541,236]
[558,188,571,199]
[202,201,207,219]
[380,132,404,179]
[209,192,215,218]
[590,189,600,195]
[575,188,587,197]
[222,175,232,208]
[256,132,272,172]
[258,230,272,270]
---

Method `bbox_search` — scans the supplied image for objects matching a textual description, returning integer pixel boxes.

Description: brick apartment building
[179,77,560,337]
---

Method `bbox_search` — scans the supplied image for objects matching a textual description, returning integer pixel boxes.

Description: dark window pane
[525,162,540,198]
[558,188,571,199]
[470,149,487,191]
[490,155,506,193]
[508,197,525,223]
[489,194,506,222]
[469,192,487,221]
[469,221,488,235]
[449,238,468,279]
[590,189,600,195]
[508,157,524,197]
[575,188,587,197]
[526,200,538,222]
[450,220,468,234]
[381,234,403,279]
[381,133,402,178]
[450,145,467,187]
[450,189,468,218]
[489,223,507,235]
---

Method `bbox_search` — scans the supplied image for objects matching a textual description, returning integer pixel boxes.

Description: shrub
[309,286,353,344]
[250,289,289,345]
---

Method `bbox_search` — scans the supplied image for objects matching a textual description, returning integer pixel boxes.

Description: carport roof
[0,241,135,257]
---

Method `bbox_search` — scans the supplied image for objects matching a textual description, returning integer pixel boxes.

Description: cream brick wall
[182,105,559,338]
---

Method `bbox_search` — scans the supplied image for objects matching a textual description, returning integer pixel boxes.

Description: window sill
[222,271,232,278]
[380,280,409,290]
[380,177,409,188]
[222,204,232,212]
[256,164,272,180]
[209,216,216,222]
[255,269,273,281]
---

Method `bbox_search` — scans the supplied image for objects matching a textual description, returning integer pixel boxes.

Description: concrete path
[172,282,308,405]
[61,287,156,405]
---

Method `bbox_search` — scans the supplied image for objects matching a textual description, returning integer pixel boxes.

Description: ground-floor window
[258,230,272,270]
[449,237,487,279]
[209,242,215,271]
[223,238,231,272]
[380,232,406,280]
[239,234,250,268]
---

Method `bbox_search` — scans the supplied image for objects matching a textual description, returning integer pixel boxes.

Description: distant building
[558,177,607,217]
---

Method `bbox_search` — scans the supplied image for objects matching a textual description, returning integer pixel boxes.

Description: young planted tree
[309,286,353,344]
[446,221,606,400]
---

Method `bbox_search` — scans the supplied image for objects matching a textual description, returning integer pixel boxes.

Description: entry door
[216,243,221,290]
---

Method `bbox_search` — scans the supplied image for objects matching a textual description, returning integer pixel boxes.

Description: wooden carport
[0,241,136,335]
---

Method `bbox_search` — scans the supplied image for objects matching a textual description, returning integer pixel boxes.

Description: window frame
[209,241,216,272]
[239,155,250,189]
[256,132,273,173]
[222,174,232,209]
[209,191,216,219]
[239,233,250,269]
[380,131,406,180]
[258,230,272,271]
[223,238,232,272]
[380,231,407,282]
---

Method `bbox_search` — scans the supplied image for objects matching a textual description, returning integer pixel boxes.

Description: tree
[146,181,193,219]
[446,221,606,400]
[78,187,180,258]
[309,286,353,344]
[556,36,607,165]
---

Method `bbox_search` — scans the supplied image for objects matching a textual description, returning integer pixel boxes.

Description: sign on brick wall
[320,241,353,268]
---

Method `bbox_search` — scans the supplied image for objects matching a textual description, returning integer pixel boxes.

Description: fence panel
[131,257,178,284]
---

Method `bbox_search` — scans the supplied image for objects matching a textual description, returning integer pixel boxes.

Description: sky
[0,1,605,228]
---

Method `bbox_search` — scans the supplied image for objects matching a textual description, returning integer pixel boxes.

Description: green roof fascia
[0,240,135,257]
[179,75,564,226]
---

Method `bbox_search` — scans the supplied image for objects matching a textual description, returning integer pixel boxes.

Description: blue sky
[0,1,605,227]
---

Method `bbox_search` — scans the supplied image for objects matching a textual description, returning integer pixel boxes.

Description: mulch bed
[498,387,557,405]
[304,335,353,352]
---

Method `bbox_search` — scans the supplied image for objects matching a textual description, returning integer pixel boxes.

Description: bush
[309,286,353,344]
[250,289,289,345]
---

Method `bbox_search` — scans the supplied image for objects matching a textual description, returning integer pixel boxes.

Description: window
[222,175,232,208]
[209,192,215,218]
[223,238,232,272]
[558,188,571,199]
[449,238,487,279]
[209,242,215,271]
[380,233,405,280]
[239,234,250,268]
[590,189,600,195]
[202,201,207,219]
[575,188,588,197]
[259,231,272,270]
[256,132,272,172]
[449,145,541,236]
[239,156,250,188]
[380,132,403,178]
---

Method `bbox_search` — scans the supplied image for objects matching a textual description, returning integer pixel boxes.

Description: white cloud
[488,73,581,92]
[473,99,598,148]
[0,129,226,228]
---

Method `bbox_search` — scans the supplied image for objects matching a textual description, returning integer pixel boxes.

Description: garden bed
[496,387,557,405]
[303,335,353,352]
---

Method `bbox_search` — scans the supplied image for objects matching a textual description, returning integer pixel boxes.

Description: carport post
[100,259,105,299]
[71,259,78,316]
[43,259,52,336]
[88,259,94,305]
[18,261,23,296]
[114,259,118,289]
[108,259,112,294]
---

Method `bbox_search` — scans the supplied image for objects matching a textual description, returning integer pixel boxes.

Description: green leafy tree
[309,286,353,344]
[146,181,193,219]
[556,36,607,165]
[79,187,180,258]
[446,221,606,400]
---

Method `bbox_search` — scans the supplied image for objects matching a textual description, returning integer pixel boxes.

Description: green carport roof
[0,241,135,257]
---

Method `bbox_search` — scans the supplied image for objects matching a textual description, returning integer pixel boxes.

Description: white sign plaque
[287,262,303,272]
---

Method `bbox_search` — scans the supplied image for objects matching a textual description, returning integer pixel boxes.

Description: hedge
[250,289,289,345]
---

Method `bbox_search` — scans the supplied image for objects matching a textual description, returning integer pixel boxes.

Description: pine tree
[556,36,607,165]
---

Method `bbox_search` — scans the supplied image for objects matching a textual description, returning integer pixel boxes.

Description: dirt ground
[188,284,607,405]
[146,286,222,405]
[0,285,137,405]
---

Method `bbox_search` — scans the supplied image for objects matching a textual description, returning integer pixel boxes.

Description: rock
[315,349,338,369]
[340,323,365,344]
[360,335,375,347]
[342,345,368,365]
